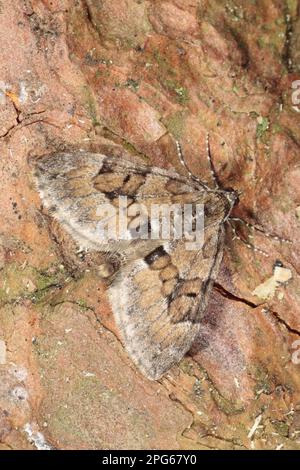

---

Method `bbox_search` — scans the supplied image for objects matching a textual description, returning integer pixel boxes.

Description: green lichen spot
[0,263,62,305]
[193,378,204,397]
[286,0,298,16]
[164,80,189,105]
[77,299,88,310]
[256,116,269,140]
[211,388,245,415]
[125,79,140,92]
[257,37,266,49]
[272,420,289,437]
[82,85,101,127]
[174,86,189,105]
[152,50,189,105]
[272,123,283,134]
[164,111,186,139]
[253,364,273,395]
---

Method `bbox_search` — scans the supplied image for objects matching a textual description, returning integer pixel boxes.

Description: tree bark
[0,0,299,450]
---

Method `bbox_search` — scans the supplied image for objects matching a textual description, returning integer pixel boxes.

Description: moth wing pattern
[35,151,112,251]
[34,151,201,255]
[34,150,230,380]
[109,223,225,380]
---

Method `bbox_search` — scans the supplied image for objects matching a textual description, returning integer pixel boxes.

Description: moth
[34,144,238,380]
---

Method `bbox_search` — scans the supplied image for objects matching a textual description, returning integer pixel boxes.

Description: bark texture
[0,0,300,450]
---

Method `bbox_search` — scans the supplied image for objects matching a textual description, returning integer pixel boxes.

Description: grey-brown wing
[33,151,222,256]
[34,152,196,249]
[109,223,225,380]
[34,151,226,379]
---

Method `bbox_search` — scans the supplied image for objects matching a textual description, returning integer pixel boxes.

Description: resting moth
[34,146,238,380]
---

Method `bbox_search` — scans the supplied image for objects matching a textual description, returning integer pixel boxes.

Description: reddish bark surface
[0,0,299,449]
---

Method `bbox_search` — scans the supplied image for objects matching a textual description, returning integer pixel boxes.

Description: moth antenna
[175,140,210,191]
[227,220,269,257]
[229,217,292,245]
[206,133,221,190]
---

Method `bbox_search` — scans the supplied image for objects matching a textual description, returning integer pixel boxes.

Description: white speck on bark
[24,423,52,450]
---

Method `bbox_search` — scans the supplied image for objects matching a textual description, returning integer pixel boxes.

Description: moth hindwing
[34,151,234,380]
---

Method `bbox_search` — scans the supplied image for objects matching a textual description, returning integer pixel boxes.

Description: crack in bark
[268,308,300,337]
[214,282,300,336]
[47,297,209,447]
[0,91,38,138]
[0,281,62,310]
[197,365,245,415]
[0,108,50,139]
[163,362,245,448]
[82,0,102,40]
[182,426,247,449]
[213,282,258,308]
[50,297,124,347]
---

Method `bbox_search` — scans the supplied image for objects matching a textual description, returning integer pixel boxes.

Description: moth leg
[228,217,292,244]
[227,220,269,257]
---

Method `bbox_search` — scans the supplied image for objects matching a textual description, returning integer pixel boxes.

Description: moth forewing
[34,150,233,379]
